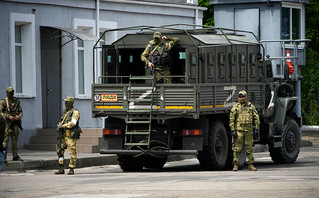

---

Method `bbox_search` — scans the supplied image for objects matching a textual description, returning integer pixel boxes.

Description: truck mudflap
[100,149,198,155]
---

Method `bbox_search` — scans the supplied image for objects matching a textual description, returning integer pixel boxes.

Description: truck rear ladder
[124,75,155,148]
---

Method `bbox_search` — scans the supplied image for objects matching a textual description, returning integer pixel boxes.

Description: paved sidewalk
[1,150,117,172]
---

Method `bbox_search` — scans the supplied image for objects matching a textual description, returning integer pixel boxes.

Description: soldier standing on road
[0,87,23,163]
[229,90,260,171]
[55,96,82,175]
[141,31,179,84]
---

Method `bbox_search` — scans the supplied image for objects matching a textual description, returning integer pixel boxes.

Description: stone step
[25,128,104,153]
[24,144,101,153]
[36,128,103,137]
[29,136,103,145]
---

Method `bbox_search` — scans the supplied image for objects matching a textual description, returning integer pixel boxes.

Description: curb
[2,155,117,172]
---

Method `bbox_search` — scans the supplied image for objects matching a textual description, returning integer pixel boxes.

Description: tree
[198,0,214,26]
[301,1,319,125]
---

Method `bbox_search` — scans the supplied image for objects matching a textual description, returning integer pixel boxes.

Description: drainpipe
[96,0,100,37]
[96,0,105,128]
[195,6,199,27]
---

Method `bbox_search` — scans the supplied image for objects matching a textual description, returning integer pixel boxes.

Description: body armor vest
[235,102,254,130]
[61,108,81,139]
[148,43,169,66]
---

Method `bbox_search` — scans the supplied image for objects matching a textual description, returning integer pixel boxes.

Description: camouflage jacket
[229,102,260,132]
[0,97,23,120]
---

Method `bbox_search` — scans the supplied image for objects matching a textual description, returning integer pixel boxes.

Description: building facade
[0,0,205,148]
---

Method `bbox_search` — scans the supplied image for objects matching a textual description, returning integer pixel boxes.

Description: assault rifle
[56,124,63,159]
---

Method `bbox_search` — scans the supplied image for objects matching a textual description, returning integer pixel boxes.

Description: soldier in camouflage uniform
[141,31,179,84]
[55,96,81,175]
[0,87,23,162]
[0,113,6,172]
[229,90,260,171]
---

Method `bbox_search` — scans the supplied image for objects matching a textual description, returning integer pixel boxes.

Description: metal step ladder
[124,75,155,148]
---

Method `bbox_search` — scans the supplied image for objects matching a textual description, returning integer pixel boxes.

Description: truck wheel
[117,155,143,172]
[142,155,167,169]
[269,117,300,164]
[197,119,229,170]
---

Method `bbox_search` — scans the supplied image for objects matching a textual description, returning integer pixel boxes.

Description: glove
[232,130,238,139]
[254,129,259,140]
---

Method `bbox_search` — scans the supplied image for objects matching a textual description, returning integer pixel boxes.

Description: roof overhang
[42,26,100,47]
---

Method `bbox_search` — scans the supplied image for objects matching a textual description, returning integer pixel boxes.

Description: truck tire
[269,117,300,164]
[117,155,143,172]
[142,155,167,169]
[197,119,229,170]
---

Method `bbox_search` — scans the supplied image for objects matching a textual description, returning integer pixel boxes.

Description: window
[78,39,85,94]
[10,13,36,97]
[73,18,95,98]
[15,25,22,93]
[281,4,303,40]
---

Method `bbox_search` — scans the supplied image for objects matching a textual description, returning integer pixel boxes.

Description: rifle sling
[149,42,162,57]
[5,97,10,113]
[61,110,71,125]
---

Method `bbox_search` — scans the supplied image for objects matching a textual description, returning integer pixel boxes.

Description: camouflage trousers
[57,135,77,168]
[233,130,254,165]
[3,123,20,157]
[155,65,172,84]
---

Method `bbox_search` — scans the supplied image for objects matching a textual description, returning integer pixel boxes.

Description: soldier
[229,90,260,171]
[0,114,6,172]
[0,87,23,162]
[141,31,179,84]
[55,96,82,175]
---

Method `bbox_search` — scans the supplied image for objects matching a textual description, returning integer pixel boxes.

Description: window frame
[10,13,36,98]
[73,18,95,99]
[281,2,305,48]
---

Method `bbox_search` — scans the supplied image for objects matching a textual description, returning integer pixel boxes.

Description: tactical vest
[6,97,20,115]
[148,43,169,66]
[235,102,254,130]
[61,108,82,139]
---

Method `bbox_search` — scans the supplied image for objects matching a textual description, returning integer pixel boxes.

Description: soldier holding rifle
[141,31,179,84]
[0,87,23,162]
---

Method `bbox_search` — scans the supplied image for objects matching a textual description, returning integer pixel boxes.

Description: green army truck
[92,25,302,171]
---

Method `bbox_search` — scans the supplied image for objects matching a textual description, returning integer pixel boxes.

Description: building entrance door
[40,27,61,128]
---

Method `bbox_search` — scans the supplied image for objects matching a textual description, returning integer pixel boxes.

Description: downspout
[195,6,199,28]
[94,0,100,84]
[95,0,105,128]
[96,0,100,37]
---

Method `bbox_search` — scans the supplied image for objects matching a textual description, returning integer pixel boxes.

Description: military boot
[12,155,23,162]
[68,168,74,175]
[232,165,238,171]
[55,165,65,174]
[248,164,257,171]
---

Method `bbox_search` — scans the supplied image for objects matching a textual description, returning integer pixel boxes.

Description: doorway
[40,27,61,128]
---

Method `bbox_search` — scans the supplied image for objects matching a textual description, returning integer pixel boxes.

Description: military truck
[92,25,302,171]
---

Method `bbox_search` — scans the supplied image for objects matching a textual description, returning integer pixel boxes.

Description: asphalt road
[0,145,318,198]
